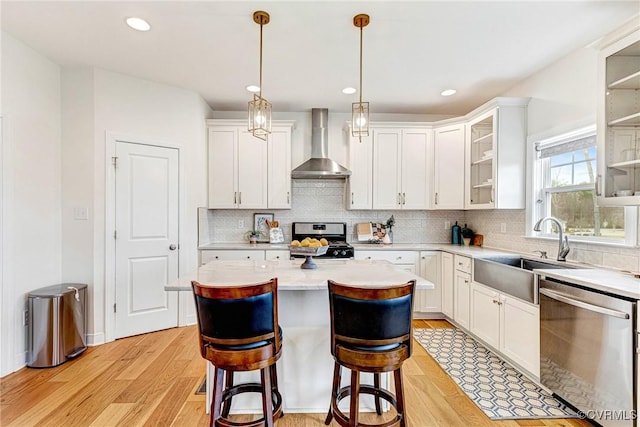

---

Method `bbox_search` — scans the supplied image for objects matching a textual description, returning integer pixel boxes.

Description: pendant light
[248,10,272,141]
[352,13,370,142]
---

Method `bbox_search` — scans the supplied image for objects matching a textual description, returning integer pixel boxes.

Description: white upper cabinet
[464,98,528,209]
[597,30,640,205]
[268,126,293,208]
[433,124,465,209]
[347,129,374,209]
[372,127,431,210]
[208,126,239,209]
[207,120,294,209]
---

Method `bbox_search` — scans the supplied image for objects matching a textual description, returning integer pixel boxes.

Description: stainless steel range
[291,222,354,259]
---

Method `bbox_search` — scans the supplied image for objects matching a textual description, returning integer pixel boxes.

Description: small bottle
[451,221,461,245]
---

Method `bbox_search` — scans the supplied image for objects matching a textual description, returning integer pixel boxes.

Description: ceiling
[2,1,638,116]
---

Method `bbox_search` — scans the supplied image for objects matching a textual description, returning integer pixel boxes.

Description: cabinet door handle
[402,193,406,205]
[239,192,242,205]
[287,191,290,204]
[397,193,401,205]
[234,192,237,204]
[351,192,354,205]
[595,175,602,196]
[435,192,439,205]
[490,187,495,203]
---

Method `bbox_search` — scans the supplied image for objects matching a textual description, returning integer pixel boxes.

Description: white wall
[61,68,95,332]
[468,36,640,270]
[90,69,212,342]
[1,32,62,375]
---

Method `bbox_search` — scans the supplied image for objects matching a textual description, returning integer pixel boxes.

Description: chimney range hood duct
[291,108,351,179]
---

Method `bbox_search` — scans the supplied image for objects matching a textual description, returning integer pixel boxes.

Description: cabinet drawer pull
[215,256,219,259]
[246,256,250,259]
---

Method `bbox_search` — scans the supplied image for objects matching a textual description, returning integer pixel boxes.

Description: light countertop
[198,242,640,300]
[534,268,640,300]
[166,259,434,292]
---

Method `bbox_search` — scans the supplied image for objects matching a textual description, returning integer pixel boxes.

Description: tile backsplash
[465,209,640,273]
[201,180,463,244]
[200,180,640,272]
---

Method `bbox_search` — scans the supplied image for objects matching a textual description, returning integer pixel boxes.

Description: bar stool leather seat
[192,279,283,427]
[325,280,416,427]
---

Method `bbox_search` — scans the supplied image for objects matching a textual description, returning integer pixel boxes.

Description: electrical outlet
[238,220,244,229]
[500,223,507,233]
[444,220,451,230]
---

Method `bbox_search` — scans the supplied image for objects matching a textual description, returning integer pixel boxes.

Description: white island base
[166,259,433,414]
[206,290,387,414]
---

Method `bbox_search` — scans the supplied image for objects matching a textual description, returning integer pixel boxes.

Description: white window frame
[531,125,637,247]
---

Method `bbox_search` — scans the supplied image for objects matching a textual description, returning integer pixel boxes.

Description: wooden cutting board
[356,223,373,241]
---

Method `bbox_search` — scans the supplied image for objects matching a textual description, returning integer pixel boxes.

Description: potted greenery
[245,230,264,244]
[382,215,395,244]
[461,224,474,246]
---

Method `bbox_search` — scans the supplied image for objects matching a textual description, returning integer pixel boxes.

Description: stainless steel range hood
[291,108,351,179]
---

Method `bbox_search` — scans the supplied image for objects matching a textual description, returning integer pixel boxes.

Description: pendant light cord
[359,24,363,106]
[259,21,263,99]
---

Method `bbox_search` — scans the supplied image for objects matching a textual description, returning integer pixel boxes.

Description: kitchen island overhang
[166,259,434,414]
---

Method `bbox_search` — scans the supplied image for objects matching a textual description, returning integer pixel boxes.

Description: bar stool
[325,280,416,427]
[192,279,283,427]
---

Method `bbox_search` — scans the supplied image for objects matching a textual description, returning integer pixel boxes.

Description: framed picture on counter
[254,213,274,243]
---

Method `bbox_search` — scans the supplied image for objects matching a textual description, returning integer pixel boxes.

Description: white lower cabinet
[470,281,540,378]
[355,250,423,313]
[441,252,454,318]
[265,250,290,261]
[453,255,471,329]
[417,251,441,313]
[200,249,266,265]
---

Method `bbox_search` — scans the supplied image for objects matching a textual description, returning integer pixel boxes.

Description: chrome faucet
[533,217,570,261]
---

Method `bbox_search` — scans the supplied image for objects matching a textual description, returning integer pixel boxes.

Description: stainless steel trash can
[27,283,87,368]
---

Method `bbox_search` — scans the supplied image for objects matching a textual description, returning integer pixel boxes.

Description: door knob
[169,244,177,251]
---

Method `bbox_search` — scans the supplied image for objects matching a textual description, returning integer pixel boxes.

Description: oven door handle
[540,288,630,319]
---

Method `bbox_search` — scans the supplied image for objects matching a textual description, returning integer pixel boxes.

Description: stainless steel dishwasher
[539,276,636,427]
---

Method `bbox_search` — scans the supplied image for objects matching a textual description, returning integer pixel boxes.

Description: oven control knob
[332,250,340,256]
[340,250,347,256]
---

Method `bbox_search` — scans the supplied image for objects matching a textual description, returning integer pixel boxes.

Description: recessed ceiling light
[126,17,151,32]
[246,85,260,93]
[342,87,357,95]
[441,89,457,97]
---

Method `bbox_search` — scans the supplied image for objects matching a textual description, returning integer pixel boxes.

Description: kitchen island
[166,258,433,414]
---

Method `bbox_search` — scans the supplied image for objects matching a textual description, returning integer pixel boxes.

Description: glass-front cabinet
[464,98,529,209]
[597,30,640,205]
[468,113,495,207]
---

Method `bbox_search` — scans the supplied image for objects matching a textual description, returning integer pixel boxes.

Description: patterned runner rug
[413,328,577,420]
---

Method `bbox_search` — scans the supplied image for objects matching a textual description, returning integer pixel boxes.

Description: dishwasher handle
[540,288,630,319]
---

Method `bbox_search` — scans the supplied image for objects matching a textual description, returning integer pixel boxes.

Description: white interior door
[114,141,179,338]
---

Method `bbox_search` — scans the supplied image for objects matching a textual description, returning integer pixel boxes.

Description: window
[534,126,635,245]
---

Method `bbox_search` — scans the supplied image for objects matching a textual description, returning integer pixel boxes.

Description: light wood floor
[0,319,591,427]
